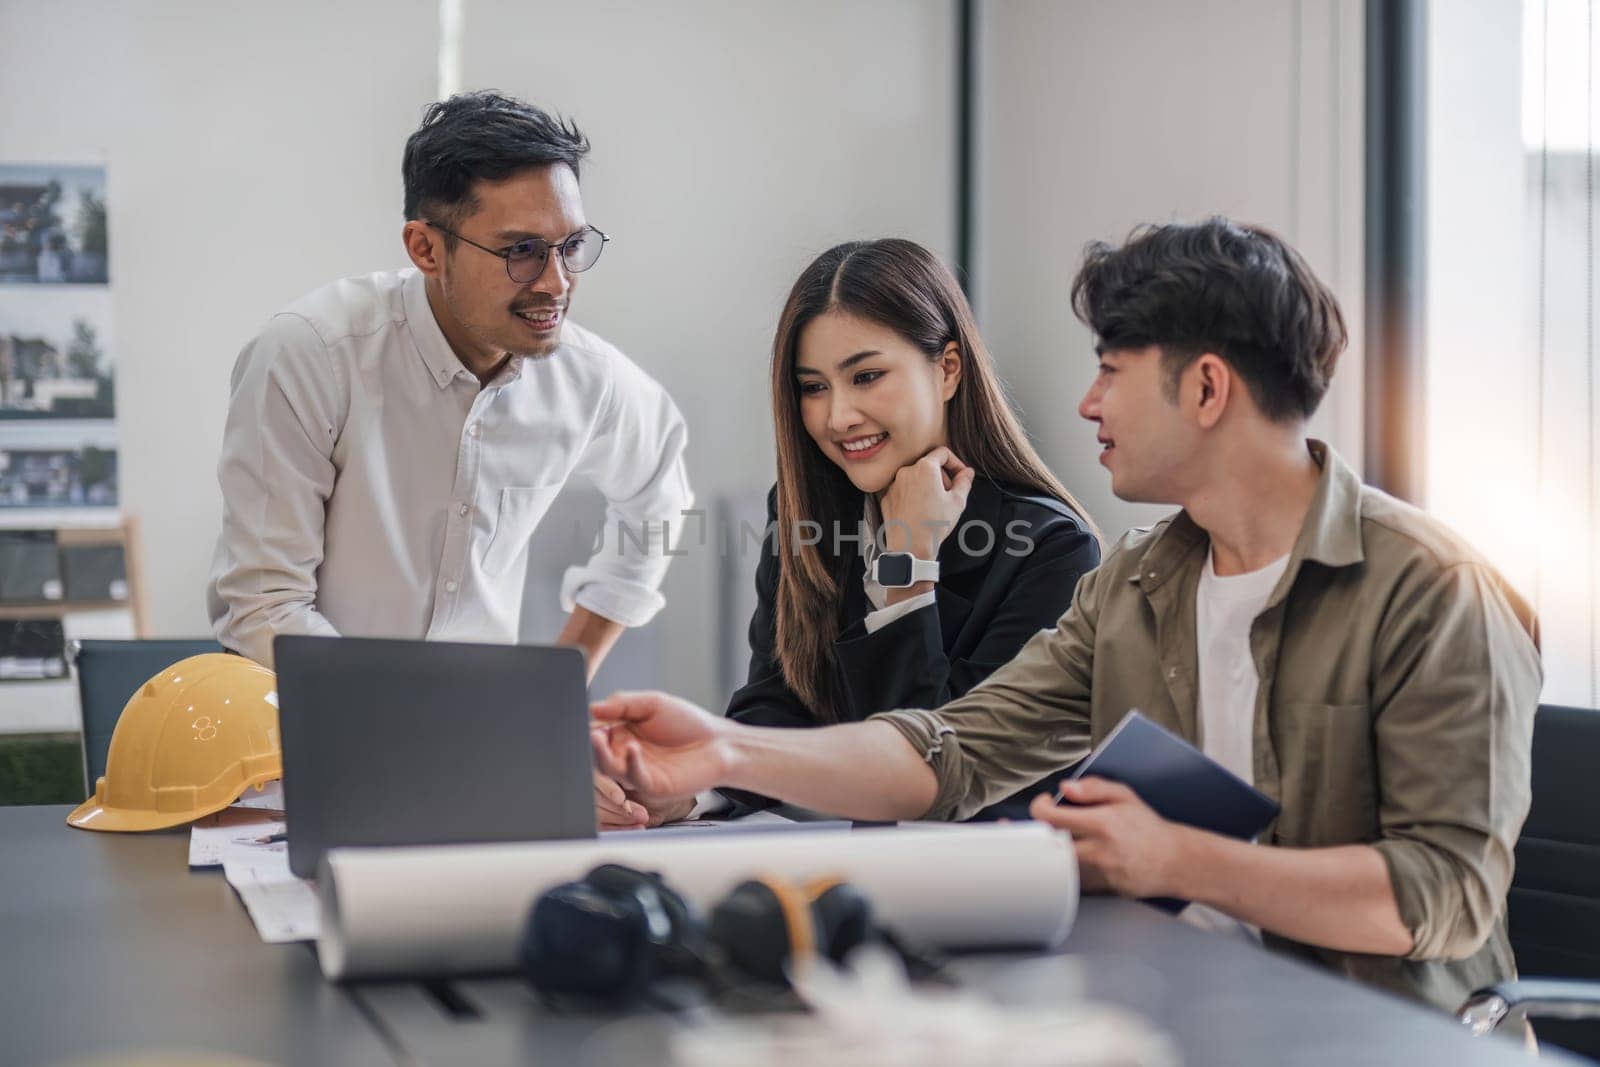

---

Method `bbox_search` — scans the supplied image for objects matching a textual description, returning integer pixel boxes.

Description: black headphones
[518,864,705,1002]
[518,864,892,1006]
[707,875,874,987]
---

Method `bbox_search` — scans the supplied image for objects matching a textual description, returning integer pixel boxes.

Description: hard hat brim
[65,797,200,832]
[66,770,280,833]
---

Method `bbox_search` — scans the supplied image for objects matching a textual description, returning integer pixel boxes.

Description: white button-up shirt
[207,268,692,666]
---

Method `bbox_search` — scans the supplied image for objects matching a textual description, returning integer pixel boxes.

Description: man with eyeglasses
[208,94,692,824]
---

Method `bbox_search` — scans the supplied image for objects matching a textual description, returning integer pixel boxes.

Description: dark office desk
[1,805,1573,1066]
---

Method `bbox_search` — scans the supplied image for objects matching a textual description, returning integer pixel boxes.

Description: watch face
[876,552,914,587]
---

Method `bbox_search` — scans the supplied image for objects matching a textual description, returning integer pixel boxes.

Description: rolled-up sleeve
[206,313,346,666]
[873,561,1102,821]
[559,352,693,627]
[1370,562,1541,961]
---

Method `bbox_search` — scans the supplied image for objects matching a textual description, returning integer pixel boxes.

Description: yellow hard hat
[67,653,281,832]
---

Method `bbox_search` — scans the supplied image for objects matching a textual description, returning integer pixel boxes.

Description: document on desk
[188,805,287,868]
[316,822,1079,980]
[221,850,320,944]
[232,779,284,810]
[608,808,853,838]
[187,784,319,944]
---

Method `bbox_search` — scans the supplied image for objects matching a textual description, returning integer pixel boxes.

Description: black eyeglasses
[426,222,610,283]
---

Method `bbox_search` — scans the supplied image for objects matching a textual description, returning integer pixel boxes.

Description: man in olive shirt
[590,218,1541,1014]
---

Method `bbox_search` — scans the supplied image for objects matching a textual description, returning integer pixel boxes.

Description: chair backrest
[71,638,221,793]
[517,486,663,696]
[1509,702,1600,1058]
[715,490,770,700]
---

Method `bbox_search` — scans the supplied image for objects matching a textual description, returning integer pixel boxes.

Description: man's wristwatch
[871,552,940,588]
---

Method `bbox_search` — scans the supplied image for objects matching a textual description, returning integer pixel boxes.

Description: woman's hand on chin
[877,446,976,559]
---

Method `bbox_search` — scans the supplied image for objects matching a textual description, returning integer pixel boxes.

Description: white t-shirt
[1182,547,1289,940]
[1195,547,1289,782]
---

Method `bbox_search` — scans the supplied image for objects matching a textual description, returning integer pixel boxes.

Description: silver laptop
[274,635,597,878]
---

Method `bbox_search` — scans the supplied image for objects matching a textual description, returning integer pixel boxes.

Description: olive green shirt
[876,441,1542,1013]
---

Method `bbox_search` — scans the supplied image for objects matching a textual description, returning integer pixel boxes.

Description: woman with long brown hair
[604,238,1100,826]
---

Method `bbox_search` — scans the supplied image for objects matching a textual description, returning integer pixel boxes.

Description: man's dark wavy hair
[1070,217,1347,422]
[401,91,589,247]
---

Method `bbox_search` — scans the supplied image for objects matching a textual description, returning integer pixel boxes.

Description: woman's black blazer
[721,475,1100,819]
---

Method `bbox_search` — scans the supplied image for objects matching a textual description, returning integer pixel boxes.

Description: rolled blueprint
[317,823,1077,980]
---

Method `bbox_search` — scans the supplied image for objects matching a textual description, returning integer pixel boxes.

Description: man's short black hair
[401,91,589,245]
[1069,217,1347,423]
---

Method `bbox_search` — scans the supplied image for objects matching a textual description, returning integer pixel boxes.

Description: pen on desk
[253,831,288,845]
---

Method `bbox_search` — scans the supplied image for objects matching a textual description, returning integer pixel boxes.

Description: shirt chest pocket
[482,483,564,577]
[1272,701,1377,846]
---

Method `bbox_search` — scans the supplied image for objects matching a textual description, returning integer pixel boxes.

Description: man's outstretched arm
[590,691,938,822]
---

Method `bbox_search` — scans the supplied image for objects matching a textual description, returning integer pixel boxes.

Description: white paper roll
[317,823,1077,980]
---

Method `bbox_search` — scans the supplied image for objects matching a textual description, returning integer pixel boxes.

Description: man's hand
[557,606,626,682]
[1028,777,1193,897]
[1033,779,1416,956]
[590,690,733,802]
[631,794,697,828]
[594,770,647,831]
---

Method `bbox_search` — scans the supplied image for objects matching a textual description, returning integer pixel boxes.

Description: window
[1426,0,1597,708]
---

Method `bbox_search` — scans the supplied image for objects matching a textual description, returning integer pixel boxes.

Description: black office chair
[69,638,222,795]
[1458,703,1600,1059]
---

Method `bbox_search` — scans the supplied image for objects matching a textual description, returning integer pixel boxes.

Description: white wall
[463,0,959,706]
[0,0,438,640]
[974,0,1367,541]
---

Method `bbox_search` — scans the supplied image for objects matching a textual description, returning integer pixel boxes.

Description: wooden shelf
[0,508,121,531]
[0,514,148,636]
[0,601,130,620]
